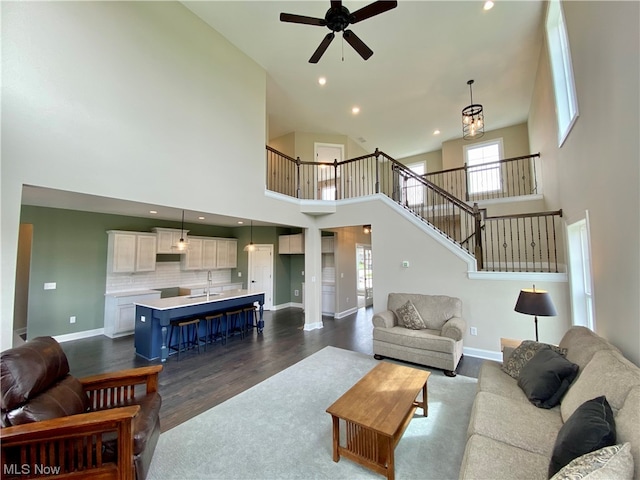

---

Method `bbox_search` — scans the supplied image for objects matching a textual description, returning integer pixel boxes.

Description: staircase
[265,146,563,273]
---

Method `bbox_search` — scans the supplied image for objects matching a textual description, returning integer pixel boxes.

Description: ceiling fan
[280,0,398,63]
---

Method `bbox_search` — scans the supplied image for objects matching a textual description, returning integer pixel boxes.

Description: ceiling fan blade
[343,30,373,60]
[280,13,327,27]
[350,0,398,24]
[309,33,335,63]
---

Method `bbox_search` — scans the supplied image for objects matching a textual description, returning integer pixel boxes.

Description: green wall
[19,206,305,338]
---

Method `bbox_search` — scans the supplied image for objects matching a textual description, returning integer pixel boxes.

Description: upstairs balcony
[266,146,563,274]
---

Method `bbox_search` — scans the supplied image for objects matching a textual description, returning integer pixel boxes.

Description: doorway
[356,244,373,308]
[248,244,274,310]
[567,216,595,330]
[314,143,344,200]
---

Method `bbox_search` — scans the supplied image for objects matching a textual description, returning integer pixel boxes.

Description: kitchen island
[134,289,265,362]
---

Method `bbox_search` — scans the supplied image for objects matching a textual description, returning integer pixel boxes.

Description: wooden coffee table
[326,362,430,480]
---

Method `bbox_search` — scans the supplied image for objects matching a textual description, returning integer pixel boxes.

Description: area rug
[147,346,477,479]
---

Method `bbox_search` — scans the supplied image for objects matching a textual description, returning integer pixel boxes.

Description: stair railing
[424,153,540,202]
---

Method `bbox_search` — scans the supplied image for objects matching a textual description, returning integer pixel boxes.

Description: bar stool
[225,309,245,340]
[203,312,225,347]
[168,317,200,361]
[243,305,258,335]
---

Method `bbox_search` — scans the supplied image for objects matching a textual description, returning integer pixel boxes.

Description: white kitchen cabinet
[216,238,237,269]
[104,290,161,338]
[322,284,336,315]
[181,237,204,270]
[279,233,304,254]
[107,231,156,273]
[181,237,234,270]
[321,235,335,253]
[153,227,188,254]
[202,238,218,269]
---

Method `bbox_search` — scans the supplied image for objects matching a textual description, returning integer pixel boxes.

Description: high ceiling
[21,0,546,225]
[183,0,546,159]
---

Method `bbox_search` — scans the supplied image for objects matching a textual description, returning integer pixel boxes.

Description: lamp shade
[514,288,557,317]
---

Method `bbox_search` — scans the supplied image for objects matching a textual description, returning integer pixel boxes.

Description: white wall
[316,196,571,354]
[1,2,312,349]
[528,1,640,365]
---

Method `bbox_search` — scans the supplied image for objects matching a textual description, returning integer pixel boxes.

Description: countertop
[133,289,264,311]
[105,289,161,297]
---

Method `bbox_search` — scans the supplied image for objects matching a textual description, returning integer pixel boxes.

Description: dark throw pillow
[548,396,616,478]
[517,349,579,409]
[501,340,568,379]
[395,300,426,330]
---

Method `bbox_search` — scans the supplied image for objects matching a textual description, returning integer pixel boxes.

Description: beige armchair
[372,293,466,376]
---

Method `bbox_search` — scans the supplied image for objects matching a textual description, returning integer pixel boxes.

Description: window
[464,139,503,195]
[405,162,425,206]
[546,0,579,146]
[567,217,595,330]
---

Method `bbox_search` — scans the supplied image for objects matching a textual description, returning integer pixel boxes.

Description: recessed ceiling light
[237,221,244,225]
[483,1,494,11]
[149,210,157,214]
[433,129,441,135]
[352,106,360,114]
[198,216,205,220]
[318,77,327,86]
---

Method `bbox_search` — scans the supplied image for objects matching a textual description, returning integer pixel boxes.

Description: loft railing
[266,146,561,272]
[424,153,540,202]
[479,209,564,273]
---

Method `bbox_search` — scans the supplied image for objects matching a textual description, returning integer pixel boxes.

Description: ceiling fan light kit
[280,0,398,63]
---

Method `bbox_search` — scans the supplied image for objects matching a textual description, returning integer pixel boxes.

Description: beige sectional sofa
[459,326,640,480]
[372,293,466,376]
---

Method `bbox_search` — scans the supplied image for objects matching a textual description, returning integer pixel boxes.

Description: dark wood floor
[60,307,482,432]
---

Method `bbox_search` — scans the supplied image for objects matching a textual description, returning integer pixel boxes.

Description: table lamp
[514,285,557,341]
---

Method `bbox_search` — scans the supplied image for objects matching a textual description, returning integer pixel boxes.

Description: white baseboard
[334,307,359,319]
[54,328,105,343]
[303,321,323,331]
[272,302,303,311]
[463,346,502,362]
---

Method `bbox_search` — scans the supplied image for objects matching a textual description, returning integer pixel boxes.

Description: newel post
[296,156,301,199]
[374,148,380,194]
[473,202,484,270]
[334,159,339,200]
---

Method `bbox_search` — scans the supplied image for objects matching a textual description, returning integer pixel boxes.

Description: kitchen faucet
[207,270,213,300]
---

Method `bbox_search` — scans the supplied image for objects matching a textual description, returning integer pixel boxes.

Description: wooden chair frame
[1,365,162,480]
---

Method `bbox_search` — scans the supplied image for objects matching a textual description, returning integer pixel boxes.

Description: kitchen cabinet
[153,227,188,254]
[216,238,237,269]
[181,236,235,270]
[279,233,304,254]
[321,235,334,253]
[107,231,157,273]
[104,290,161,338]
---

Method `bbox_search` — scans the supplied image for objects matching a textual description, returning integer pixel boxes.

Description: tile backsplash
[106,262,233,293]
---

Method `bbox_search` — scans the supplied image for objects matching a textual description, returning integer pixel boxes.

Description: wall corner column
[303,226,323,330]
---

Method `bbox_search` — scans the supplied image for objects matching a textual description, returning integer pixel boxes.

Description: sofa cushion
[615,387,640,479]
[395,300,426,329]
[0,336,70,412]
[467,391,563,457]
[517,349,579,409]
[459,433,551,480]
[560,349,640,422]
[373,326,454,354]
[549,396,617,478]
[501,340,567,379]
[477,360,532,403]
[387,293,461,330]
[550,443,633,480]
[6,375,90,426]
[559,327,619,373]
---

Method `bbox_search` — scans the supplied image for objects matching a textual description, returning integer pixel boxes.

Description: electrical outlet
[70,316,76,324]
[294,289,299,297]
[238,272,242,277]
[470,327,477,336]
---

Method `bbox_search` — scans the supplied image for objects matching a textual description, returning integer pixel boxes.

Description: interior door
[314,143,344,200]
[248,245,274,310]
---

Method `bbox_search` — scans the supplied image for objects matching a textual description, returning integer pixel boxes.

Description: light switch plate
[44,282,57,290]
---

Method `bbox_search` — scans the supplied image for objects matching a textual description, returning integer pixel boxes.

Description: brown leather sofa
[0,336,162,480]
